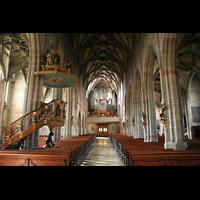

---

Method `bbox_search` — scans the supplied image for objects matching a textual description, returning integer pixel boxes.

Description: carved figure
[141,112,145,123]
[44,131,55,147]
[46,52,52,65]
[132,116,135,124]
[70,64,75,74]
[159,104,165,120]
[54,54,60,65]
[56,104,60,117]
[60,56,64,67]
[65,59,71,68]
[41,53,46,65]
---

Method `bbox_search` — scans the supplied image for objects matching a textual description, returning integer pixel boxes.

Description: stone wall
[4,72,26,126]
[187,75,200,138]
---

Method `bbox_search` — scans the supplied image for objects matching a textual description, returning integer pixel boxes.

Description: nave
[81,137,125,166]
[1,33,200,165]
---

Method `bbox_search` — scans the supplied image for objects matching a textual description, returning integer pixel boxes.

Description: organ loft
[0,33,200,166]
[88,86,117,116]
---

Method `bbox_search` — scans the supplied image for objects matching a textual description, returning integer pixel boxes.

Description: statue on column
[132,116,135,128]
[141,112,145,128]
[159,103,165,120]
[159,103,166,127]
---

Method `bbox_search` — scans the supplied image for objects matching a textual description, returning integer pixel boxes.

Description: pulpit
[35,35,78,88]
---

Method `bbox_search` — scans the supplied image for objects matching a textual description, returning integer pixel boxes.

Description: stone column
[52,88,62,142]
[23,33,42,149]
[71,85,78,137]
[143,48,158,142]
[68,87,73,138]
[63,88,69,138]
[0,81,6,139]
[0,49,10,140]
[160,33,187,150]
[97,99,99,115]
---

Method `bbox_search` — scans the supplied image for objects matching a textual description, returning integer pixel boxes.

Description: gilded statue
[46,52,52,65]
[159,103,165,120]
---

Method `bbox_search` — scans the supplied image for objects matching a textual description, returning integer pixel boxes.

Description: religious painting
[192,107,200,122]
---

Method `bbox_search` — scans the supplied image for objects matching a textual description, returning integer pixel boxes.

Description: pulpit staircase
[1,99,67,149]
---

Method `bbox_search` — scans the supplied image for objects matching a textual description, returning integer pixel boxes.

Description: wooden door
[98,124,108,137]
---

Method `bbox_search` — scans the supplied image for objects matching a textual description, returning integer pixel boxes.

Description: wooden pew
[130,154,200,166]
[110,133,200,166]
[0,133,96,166]
[0,150,69,166]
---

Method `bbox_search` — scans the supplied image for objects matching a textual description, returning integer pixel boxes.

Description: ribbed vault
[0,33,29,80]
[73,33,135,94]
[177,33,200,75]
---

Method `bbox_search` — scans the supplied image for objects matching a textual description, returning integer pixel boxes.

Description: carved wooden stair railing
[1,99,67,149]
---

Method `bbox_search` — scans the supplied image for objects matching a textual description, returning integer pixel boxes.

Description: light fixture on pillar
[159,103,166,127]
[141,112,145,128]
[132,116,135,128]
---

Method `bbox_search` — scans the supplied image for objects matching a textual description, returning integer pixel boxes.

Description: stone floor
[81,137,125,166]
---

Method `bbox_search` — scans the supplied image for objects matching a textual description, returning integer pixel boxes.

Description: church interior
[0,33,200,166]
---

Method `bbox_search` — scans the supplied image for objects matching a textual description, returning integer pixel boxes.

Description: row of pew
[0,133,96,166]
[109,133,200,166]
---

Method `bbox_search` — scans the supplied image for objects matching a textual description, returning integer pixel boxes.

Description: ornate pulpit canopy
[35,33,78,88]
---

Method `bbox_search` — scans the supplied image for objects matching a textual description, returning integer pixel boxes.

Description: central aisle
[81,137,125,166]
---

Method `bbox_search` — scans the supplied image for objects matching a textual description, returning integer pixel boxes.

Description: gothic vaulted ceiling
[73,33,135,93]
[0,33,29,80]
[177,33,200,75]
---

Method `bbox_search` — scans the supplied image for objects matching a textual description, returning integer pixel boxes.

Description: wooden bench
[0,150,69,166]
[130,154,200,166]
[110,133,200,166]
[0,133,96,166]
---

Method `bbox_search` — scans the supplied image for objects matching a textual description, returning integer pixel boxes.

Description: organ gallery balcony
[87,116,120,124]
[88,109,118,117]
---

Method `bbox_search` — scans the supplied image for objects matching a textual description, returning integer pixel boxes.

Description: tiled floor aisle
[81,137,125,166]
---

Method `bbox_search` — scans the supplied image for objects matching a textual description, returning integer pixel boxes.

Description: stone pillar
[97,99,99,114]
[68,87,73,138]
[90,91,94,109]
[23,33,42,149]
[63,88,69,138]
[0,50,10,139]
[71,85,78,137]
[52,88,62,142]
[0,81,6,139]
[160,33,187,150]
[143,48,158,142]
